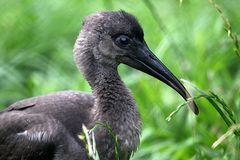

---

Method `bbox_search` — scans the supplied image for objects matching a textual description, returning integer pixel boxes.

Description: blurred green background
[0,0,239,159]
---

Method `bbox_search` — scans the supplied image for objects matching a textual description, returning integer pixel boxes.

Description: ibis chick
[0,11,198,160]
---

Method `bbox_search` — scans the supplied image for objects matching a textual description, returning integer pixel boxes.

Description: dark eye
[115,35,130,47]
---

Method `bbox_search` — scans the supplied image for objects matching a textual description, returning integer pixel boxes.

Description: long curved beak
[120,41,199,115]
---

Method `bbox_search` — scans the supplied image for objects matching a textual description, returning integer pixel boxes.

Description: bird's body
[0,91,91,160]
[0,11,198,160]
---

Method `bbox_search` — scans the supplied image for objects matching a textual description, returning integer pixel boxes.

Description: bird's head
[74,10,199,115]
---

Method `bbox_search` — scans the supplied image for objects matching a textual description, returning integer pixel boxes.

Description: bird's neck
[90,64,141,155]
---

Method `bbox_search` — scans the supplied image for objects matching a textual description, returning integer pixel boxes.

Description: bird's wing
[0,111,87,160]
[0,90,94,160]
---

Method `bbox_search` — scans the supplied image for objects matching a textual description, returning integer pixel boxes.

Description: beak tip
[192,104,199,115]
[187,99,199,115]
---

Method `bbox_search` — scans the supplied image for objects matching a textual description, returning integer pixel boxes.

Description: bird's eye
[115,35,130,47]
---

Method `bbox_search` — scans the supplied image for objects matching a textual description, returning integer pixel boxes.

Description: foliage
[0,0,239,159]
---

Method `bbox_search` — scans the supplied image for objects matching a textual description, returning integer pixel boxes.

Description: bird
[0,10,199,160]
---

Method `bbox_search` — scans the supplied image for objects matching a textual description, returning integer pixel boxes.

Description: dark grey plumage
[0,11,198,160]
